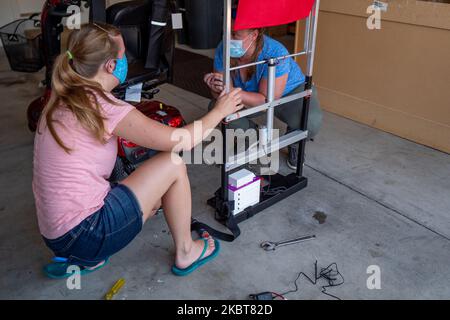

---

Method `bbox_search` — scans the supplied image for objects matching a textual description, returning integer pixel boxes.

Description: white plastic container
[228,169,261,215]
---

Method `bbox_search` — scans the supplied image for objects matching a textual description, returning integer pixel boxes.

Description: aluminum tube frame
[297,0,320,177]
[266,59,276,141]
[225,129,309,172]
[229,51,307,72]
[307,0,320,77]
[218,0,320,209]
[221,0,232,200]
[224,89,312,122]
[224,2,317,125]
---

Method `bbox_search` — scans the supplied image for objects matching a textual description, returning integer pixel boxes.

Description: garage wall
[295,0,450,153]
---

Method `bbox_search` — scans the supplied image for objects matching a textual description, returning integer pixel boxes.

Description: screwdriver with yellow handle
[105,278,126,300]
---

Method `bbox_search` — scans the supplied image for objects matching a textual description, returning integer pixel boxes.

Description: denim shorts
[43,184,143,267]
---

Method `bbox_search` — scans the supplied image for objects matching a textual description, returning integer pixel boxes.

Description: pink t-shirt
[32,92,134,239]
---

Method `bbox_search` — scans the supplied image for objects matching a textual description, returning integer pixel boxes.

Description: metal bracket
[225,129,309,172]
[213,0,321,221]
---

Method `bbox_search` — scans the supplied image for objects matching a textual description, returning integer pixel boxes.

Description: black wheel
[109,157,129,183]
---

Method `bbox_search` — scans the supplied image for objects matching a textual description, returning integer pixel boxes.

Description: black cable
[248,291,286,300]
[262,173,287,196]
[280,260,345,300]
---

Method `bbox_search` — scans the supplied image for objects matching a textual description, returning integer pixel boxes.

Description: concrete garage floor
[0,55,449,300]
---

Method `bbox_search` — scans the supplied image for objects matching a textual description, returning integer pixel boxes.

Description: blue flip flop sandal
[43,258,109,279]
[171,238,221,276]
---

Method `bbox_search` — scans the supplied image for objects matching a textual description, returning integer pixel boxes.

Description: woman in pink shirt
[33,23,242,278]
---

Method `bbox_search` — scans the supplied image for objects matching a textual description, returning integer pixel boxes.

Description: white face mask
[230,33,255,58]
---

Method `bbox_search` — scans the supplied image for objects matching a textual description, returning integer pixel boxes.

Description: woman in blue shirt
[204,18,322,170]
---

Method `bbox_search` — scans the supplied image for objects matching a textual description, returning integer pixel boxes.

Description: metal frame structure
[208,0,320,226]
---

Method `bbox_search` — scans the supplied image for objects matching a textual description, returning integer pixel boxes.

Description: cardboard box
[295,0,450,153]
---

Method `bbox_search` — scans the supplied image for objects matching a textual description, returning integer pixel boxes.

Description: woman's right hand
[214,88,243,118]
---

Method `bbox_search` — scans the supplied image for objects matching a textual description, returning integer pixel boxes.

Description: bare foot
[175,237,216,269]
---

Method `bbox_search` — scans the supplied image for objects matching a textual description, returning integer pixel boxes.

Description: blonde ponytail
[40,23,122,153]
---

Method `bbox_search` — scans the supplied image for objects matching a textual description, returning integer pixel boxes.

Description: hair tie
[93,22,111,34]
[66,50,73,60]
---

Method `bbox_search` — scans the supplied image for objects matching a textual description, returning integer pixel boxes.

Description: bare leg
[121,152,215,269]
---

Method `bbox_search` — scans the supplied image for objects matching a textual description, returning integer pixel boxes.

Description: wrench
[260,235,316,251]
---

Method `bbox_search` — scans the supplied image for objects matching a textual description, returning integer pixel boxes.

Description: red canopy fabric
[234,0,315,31]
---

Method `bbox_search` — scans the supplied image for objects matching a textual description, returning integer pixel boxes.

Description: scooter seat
[106,0,172,92]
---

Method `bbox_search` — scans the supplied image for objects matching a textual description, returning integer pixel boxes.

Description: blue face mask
[112,54,128,84]
[230,34,255,58]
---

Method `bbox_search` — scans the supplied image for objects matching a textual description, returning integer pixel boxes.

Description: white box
[228,169,261,215]
[228,169,255,187]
